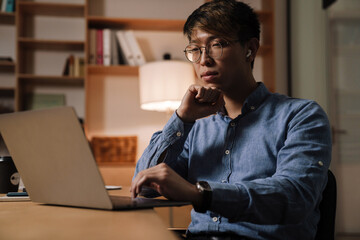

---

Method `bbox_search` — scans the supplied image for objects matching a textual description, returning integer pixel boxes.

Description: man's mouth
[201,71,218,81]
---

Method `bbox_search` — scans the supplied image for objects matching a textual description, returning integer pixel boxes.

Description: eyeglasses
[184,39,230,63]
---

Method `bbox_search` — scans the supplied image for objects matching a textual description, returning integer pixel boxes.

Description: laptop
[0,107,190,210]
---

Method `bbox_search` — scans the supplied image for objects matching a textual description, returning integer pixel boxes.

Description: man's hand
[130,163,201,205]
[176,85,224,123]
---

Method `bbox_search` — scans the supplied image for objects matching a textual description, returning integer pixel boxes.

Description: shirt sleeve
[133,112,194,181]
[208,101,332,224]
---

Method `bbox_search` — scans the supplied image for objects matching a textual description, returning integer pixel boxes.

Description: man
[131,0,332,239]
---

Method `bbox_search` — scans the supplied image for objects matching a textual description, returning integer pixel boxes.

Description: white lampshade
[139,60,195,112]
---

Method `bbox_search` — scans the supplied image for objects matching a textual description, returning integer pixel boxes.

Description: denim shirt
[134,83,332,240]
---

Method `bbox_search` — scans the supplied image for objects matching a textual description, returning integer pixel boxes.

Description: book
[5,0,14,13]
[68,55,75,76]
[62,57,69,76]
[62,55,70,76]
[62,55,75,76]
[26,94,66,110]
[74,56,80,76]
[74,56,85,77]
[96,29,103,65]
[124,30,146,66]
[1,0,7,12]
[115,30,136,66]
[63,55,84,77]
[79,57,85,77]
[102,28,111,66]
[89,29,97,65]
[0,196,31,202]
[110,30,121,65]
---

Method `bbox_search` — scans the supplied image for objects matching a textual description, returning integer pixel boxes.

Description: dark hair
[183,0,260,45]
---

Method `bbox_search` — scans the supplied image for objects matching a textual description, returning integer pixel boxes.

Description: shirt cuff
[162,111,194,146]
[207,181,250,220]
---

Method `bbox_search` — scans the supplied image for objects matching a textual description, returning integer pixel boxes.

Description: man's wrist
[175,109,195,123]
[193,181,212,213]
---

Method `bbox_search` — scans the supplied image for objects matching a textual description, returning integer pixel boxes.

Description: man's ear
[246,38,260,62]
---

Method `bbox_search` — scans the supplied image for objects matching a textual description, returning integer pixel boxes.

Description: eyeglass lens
[184,40,223,63]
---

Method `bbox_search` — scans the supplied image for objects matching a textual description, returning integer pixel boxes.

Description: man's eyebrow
[189,36,220,44]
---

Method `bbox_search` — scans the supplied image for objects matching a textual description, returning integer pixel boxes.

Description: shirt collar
[242,82,270,112]
[218,82,271,117]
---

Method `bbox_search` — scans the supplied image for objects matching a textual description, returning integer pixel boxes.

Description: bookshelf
[15,1,86,112]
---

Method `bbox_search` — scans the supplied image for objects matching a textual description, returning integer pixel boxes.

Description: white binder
[115,30,136,66]
[102,28,111,66]
[124,30,146,66]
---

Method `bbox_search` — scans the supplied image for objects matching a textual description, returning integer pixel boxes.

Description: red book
[96,29,103,65]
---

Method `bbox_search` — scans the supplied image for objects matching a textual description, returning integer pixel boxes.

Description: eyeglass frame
[183,38,240,63]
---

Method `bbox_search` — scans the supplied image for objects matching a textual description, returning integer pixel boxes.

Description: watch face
[197,181,211,191]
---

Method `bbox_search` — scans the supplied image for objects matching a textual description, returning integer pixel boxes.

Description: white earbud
[246,50,252,58]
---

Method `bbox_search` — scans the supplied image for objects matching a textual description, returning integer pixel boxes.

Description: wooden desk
[0,190,179,240]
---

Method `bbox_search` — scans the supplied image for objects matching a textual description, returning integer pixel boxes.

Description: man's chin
[200,82,221,89]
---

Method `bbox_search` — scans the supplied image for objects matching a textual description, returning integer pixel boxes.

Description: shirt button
[176,131,182,137]
[230,122,236,127]
[318,161,324,166]
[250,106,256,110]
[212,217,218,222]
[225,150,230,155]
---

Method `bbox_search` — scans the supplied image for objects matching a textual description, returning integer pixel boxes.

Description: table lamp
[139,59,195,113]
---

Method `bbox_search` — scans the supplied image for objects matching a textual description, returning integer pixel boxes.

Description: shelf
[0,12,15,24]
[18,74,84,86]
[0,61,15,72]
[18,38,85,51]
[87,65,139,75]
[0,86,15,91]
[88,17,185,31]
[18,2,85,17]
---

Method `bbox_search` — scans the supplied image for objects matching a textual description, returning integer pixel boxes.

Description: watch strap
[194,181,212,213]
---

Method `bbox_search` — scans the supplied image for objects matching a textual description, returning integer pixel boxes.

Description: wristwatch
[194,181,212,213]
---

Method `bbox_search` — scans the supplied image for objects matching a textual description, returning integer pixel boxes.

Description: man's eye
[189,48,200,52]
[211,42,221,48]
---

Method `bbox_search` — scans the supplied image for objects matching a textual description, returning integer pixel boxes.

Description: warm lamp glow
[139,60,195,112]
